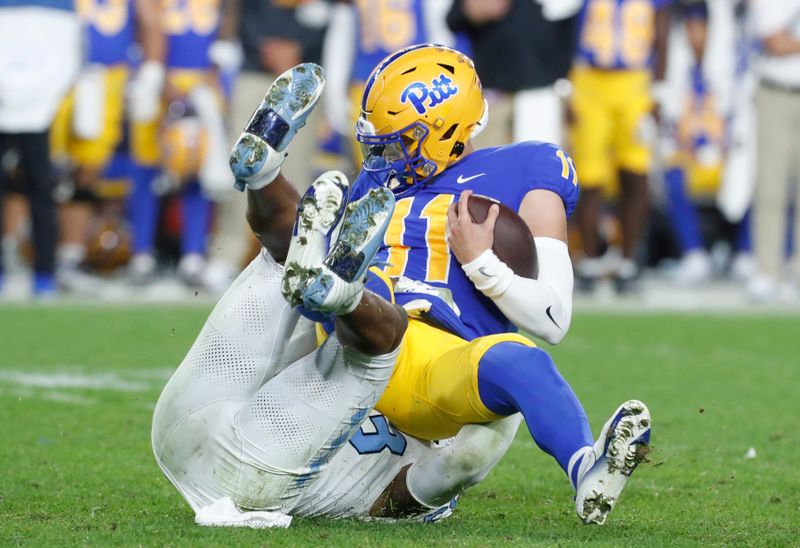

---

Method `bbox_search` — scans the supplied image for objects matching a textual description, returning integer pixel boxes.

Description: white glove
[535,0,582,21]
[128,61,165,122]
[208,40,243,73]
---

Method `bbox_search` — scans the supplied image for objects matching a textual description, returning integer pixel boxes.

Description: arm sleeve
[322,2,356,134]
[462,237,573,345]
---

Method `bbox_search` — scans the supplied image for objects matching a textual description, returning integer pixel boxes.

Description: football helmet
[160,99,208,185]
[356,44,487,186]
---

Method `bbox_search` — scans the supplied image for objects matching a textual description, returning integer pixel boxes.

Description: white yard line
[0,368,173,405]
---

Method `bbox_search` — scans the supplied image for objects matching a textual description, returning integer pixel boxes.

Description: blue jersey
[576,0,670,71]
[0,0,73,10]
[78,0,135,65]
[163,0,221,69]
[351,0,426,82]
[352,142,579,340]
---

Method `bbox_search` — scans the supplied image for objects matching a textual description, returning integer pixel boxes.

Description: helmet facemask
[356,120,439,188]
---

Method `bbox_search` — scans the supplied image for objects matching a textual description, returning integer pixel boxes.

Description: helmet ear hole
[439,123,459,141]
[451,141,465,157]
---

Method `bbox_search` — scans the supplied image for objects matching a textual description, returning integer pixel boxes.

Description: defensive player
[238,47,652,525]
[154,65,521,525]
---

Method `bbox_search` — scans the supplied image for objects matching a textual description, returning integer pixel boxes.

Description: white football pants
[152,250,397,513]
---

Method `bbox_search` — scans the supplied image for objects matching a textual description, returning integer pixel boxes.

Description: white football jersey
[292,412,439,519]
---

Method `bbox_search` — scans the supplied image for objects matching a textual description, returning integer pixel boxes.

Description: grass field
[1,304,798,546]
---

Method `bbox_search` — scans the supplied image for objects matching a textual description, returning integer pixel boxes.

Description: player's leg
[570,67,616,291]
[18,131,59,295]
[475,341,651,524]
[374,320,650,524]
[128,116,161,283]
[614,71,655,293]
[229,63,325,262]
[373,414,523,516]
[231,331,398,512]
[281,176,407,356]
[177,180,212,286]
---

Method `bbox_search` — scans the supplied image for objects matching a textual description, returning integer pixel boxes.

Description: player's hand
[259,37,302,74]
[446,190,499,265]
[462,0,511,23]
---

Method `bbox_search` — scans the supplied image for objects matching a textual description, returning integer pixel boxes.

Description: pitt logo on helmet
[401,75,459,115]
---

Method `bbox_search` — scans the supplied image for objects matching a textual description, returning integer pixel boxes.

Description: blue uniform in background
[351,0,427,82]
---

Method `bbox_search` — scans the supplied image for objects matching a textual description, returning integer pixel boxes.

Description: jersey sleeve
[521,142,580,218]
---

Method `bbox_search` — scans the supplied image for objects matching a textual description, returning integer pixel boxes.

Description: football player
[127,0,236,285]
[323,0,456,147]
[154,65,521,525]
[50,0,163,290]
[236,47,652,525]
[570,0,708,292]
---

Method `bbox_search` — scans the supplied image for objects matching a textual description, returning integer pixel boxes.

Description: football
[466,194,538,279]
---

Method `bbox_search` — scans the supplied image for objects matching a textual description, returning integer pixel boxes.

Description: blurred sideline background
[1,0,798,312]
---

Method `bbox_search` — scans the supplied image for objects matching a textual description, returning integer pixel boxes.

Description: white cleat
[229,63,325,191]
[283,187,395,315]
[281,170,350,306]
[575,400,651,525]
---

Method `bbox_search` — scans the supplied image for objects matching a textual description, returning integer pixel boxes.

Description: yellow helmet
[356,44,486,186]
[161,99,208,185]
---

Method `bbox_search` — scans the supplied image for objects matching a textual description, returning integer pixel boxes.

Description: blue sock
[664,167,703,253]
[128,164,160,254]
[735,210,751,253]
[477,342,594,482]
[180,180,211,255]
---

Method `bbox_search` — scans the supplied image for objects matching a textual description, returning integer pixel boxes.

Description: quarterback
[235,46,652,525]
[153,64,521,527]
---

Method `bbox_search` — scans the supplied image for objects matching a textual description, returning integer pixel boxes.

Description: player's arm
[246,174,301,263]
[449,143,580,345]
[322,0,356,134]
[448,189,573,345]
[208,0,244,74]
[130,0,166,122]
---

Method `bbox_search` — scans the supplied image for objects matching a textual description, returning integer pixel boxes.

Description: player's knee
[480,341,551,376]
[444,423,516,487]
[478,342,559,414]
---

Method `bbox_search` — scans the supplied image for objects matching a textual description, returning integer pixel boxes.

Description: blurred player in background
[570,0,706,293]
[0,0,81,298]
[234,48,652,525]
[322,0,457,165]
[199,0,327,294]
[446,0,581,147]
[660,0,754,285]
[127,0,236,286]
[50,0,163,292]
[748,0,800,302]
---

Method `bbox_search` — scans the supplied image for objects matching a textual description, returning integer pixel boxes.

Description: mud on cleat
[281,170,351,306]
[575,399,651,525]
[230,63,325,191]
[284,187,395,315]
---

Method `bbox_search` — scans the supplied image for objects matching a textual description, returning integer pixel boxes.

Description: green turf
[1,305,798,546]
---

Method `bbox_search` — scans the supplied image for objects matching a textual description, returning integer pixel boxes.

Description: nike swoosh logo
[545,306,562,330]
[478,266,495,278]
[457,173,485,184]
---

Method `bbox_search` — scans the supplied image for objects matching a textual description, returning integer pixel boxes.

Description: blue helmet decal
[400,74,459,115]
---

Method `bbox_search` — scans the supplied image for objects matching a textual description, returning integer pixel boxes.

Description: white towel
[194,497,293,529]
